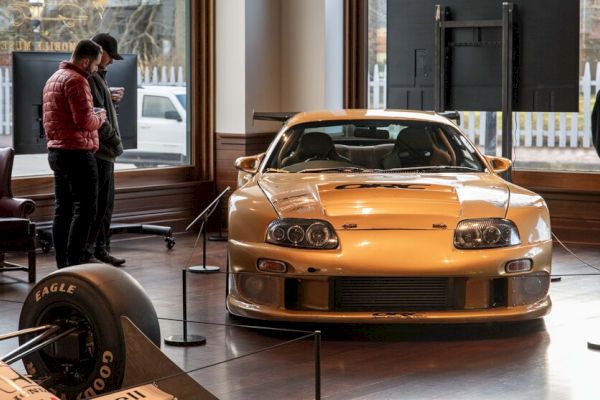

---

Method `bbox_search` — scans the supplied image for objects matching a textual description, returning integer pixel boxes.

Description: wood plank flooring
[1,234,600,399]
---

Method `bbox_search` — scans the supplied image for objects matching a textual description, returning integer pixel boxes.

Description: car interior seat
[381,127,452,169]
[281,132,350,167]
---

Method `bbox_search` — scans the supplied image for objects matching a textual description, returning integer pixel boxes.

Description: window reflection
[0,0,190,176]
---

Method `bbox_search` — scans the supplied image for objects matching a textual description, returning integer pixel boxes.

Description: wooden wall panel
[514,171,600,245]
[19,179,213,234]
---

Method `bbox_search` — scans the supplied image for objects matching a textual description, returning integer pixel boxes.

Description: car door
[138,93,186,155]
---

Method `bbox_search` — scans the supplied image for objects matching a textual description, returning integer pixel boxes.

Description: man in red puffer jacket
[43,39,107,268]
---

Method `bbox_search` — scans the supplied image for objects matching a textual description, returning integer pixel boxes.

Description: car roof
[285,109,455,128]
[138,85,187,94]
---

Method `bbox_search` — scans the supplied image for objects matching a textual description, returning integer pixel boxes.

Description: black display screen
[12,51,137,154]
[387,0,579,112]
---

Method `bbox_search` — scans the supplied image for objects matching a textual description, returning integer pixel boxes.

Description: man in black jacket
[86,33,126,266]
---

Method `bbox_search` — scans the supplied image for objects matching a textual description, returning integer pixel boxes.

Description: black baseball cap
[92,33,123,60]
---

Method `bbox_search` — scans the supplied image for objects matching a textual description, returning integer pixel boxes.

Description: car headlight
[454,218,520,249]
[266,219,339,249]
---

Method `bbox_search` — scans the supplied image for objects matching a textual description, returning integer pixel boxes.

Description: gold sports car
[227,109,552,323]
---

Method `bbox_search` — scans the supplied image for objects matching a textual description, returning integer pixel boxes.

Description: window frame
[13,0,215,210]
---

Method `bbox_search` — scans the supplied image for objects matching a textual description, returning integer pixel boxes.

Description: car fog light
[509,272,549,306]
[238,274,279,305]
[257,259,287,273]
[505,259,532,273]
[523,275,544,296]
[243,275,265,296]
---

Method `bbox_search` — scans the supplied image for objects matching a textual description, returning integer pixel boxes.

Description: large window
[368,0,599,172]
[0,0,190,177]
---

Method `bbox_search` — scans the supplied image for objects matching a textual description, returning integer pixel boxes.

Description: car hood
[258,173,509,230]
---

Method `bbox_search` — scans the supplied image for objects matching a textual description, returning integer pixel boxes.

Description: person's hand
[94,107,107,123]
[110,87,125,102]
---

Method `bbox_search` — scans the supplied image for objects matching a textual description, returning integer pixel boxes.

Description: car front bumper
[227,230,552,323]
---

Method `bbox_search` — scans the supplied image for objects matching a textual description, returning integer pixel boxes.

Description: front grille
[332,277,452,311]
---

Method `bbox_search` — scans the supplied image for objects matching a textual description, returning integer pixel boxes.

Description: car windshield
[176,94,186,108]
[264,120,486,173]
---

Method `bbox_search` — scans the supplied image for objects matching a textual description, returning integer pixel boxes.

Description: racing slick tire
[18,264,161,399]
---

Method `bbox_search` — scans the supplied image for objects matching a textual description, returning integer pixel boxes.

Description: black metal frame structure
[434,2,515,161]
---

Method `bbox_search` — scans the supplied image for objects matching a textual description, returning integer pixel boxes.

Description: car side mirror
[235,153,264,174]
[164,110,182,121]
[485,155,512,174]
[235,153,264,187]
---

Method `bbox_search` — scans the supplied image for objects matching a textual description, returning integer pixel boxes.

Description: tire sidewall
[18,264,160,400]
[19,275,124,400]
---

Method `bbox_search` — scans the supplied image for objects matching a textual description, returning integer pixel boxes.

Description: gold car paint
[228,182,278,244]
[227,109,552,323]
[504,183,552,243]
[258,173,512,227]
[229,232,551,277]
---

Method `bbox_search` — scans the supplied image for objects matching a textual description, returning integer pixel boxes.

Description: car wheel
[18,264,160,400]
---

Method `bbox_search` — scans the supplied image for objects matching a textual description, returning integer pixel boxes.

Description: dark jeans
[48,149,98,268]
[88,158,115,253]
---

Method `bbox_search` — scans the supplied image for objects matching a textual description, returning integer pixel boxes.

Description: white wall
[216,0,246,133]
[245,0,281,132]
[281,0,326,111]
[325,0,343,109]
[216,0,343,133]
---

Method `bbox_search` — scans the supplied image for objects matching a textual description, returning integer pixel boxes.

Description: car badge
[432,223,447,229]
[342,223,358,229]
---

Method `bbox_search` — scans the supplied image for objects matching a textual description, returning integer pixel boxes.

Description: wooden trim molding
[193,0,216,182]
[343,0,368,108]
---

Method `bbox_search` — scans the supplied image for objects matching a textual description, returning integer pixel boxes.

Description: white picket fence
[369,62,600,149]
[0,65,185,135]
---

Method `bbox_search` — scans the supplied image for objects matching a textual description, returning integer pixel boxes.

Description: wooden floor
[2,234,600,399]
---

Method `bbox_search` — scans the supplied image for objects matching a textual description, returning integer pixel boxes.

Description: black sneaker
[94,250,126,266]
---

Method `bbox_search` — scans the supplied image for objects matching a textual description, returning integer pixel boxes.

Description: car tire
[18,264,160,400]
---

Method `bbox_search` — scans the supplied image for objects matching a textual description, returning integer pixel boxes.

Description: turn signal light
[257,259,287,273]
[505,259,532,273]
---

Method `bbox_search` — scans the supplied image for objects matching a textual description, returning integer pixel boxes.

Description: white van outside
[118,86,187,167]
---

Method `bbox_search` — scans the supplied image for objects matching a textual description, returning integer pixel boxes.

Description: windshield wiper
[383,165,482,173]
[297,166,372,173]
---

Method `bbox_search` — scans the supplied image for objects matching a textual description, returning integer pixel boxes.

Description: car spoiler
[252,110,461,125]
[437,111,461,124]
[252,111,298,123]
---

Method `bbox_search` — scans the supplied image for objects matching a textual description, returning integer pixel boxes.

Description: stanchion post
[315,330,321,400]
[183,269,187,339]
[164,269,206,346]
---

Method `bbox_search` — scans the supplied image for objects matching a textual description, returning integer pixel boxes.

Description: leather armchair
[0,147,36,282]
